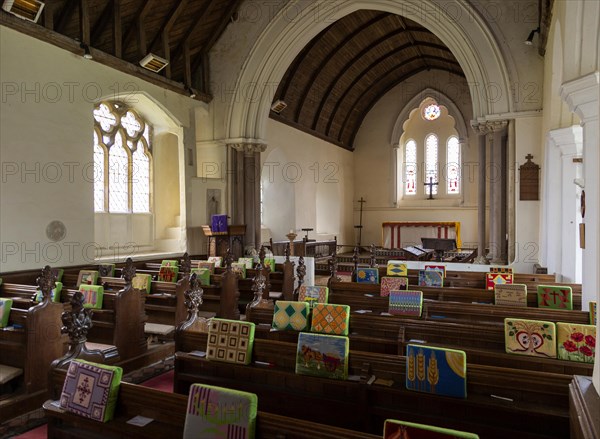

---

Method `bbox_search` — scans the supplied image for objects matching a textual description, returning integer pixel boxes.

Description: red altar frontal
[382,221,462,249]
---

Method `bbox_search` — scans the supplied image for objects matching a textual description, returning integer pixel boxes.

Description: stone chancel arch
[225,0,513,145]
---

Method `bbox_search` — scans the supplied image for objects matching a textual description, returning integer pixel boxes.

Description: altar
[382,221,462,249]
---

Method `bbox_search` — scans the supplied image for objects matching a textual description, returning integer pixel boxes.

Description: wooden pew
[45,367,380,439]
[328,280,583,310]
[0,266,65,422]
[174,331,572,439]
[200,304,595,377]
[327,282,589,325]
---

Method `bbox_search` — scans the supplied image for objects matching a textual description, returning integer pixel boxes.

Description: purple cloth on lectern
[211,215,228,233]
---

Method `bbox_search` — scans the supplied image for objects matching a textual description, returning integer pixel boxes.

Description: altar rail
[270,239,337,259]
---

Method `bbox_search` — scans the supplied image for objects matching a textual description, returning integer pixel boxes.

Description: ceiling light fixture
[271,99,287,114]
[139,53,168,73]
[2,0,45,23]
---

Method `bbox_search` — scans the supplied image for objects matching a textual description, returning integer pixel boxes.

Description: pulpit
[202,224,246,259]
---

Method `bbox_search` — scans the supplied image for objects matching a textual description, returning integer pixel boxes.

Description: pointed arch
[225,0,512,145]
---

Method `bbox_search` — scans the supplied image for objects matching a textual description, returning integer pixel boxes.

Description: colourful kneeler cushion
[59,360,123,422]
[494,284,527,307]
[387,262,407,277]
[418,270,443,287]
[160,259,179,267]
[231,263,247,279]
[191,268,211,286]
[77,270,99,287]
[263,258,276,272]
[537,285,573,310]
[0,298,13,328]
[132,274,152,293]
[298,285,329,308]
[424,265,446,277]
[237,258,254,269]
[79,285,104,309]
[389,290,423,317]
[556,322,596,363]
[197,261,216,274]
[486,273,513,291]
[384,419,479,438]
[207,319,255,365]
[295,332,349,380]
[356,268,379,284]
[34,282,63,303]
[207,256,223,267]
[591,302,597,325]
[405,344,467,398]
[310,303,350,336]
[184,384,258,439]
[380,277,409,297]
[158,265,179,283]
[272,301,309,331]
[504,318,557,358]
[490,266,513,274]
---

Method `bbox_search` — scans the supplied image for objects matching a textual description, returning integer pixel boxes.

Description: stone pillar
[228,142,267,252]
[488,121,508,264]
[471,124,488,264]
[391,144,400,206]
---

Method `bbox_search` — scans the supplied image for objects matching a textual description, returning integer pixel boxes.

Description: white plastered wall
[0,26,205,271]
[540,0,600,394]
[260,119,354,245]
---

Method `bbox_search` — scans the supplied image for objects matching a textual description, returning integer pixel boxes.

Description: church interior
[0,0,599,437]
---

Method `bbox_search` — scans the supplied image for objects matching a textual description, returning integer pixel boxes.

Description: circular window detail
[423,104,441,121]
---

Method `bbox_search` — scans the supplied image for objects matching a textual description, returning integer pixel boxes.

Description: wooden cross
[424,177,438,200]
[356,197,366,247]
[525,154,534,162]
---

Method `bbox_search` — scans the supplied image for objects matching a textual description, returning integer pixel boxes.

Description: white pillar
[542,132,563,275]
[560,72,599,392]
[548,127,583,283]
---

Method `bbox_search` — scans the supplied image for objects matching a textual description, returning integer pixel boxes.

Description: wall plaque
[519,154,540,200]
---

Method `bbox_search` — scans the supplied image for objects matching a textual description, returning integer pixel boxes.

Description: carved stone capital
[471,120,508,135]
[228,142,267,155]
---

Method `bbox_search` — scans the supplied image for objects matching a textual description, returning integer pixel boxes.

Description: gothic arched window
[93,102,152,213]
[399,98,461,200]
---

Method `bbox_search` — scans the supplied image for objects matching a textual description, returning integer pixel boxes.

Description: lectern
[202,224,246,259]
[421,238,457,262]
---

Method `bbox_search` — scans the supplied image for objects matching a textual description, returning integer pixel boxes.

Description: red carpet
[139,370,174,393]
[11,424,47,439]
[10,371,174,439]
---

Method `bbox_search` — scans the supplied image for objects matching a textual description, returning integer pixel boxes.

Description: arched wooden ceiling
[1,0,244,100]
[270,10,465,150]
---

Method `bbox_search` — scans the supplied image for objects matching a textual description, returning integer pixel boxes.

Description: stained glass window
[132,141,150,213]
[109,132,129,213]
[93,131,105,212]
[425,134,438,195]
[93,101,152,213]
[404,139,417,195]
[447,136,460,194]
[423,104,441,121]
